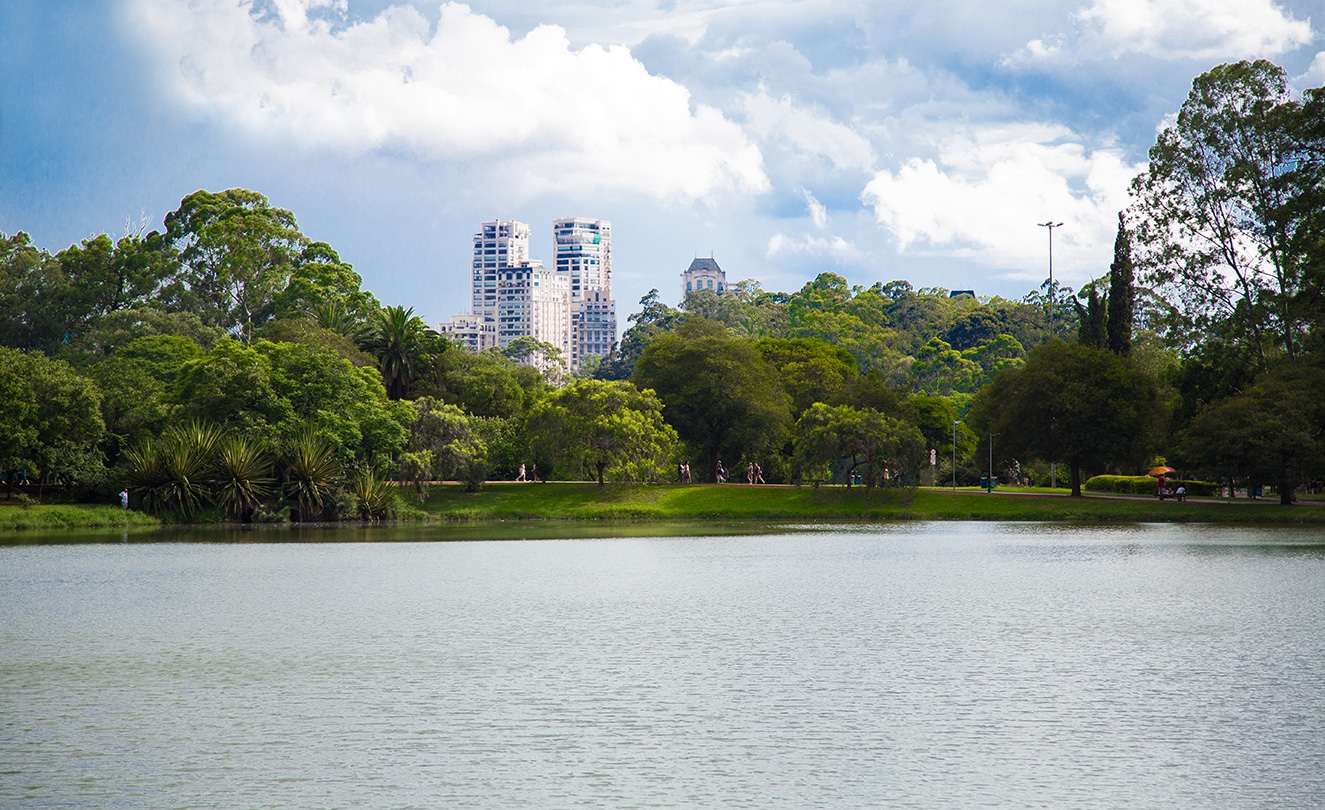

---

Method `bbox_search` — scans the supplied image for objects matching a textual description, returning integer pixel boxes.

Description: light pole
[987,433,1000,493]
[1038,221,1064,334]
[952,420,961,490]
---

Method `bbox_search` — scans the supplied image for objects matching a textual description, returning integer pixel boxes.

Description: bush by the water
[1084,475,1219,496]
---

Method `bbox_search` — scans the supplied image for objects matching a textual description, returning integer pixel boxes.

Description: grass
[416,482,1325,524]
[0,502,160,532]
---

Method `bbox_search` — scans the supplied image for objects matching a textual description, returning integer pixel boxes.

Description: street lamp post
[952,420,961,490]
[988,433,1000,493]
[1038,221,1064,334]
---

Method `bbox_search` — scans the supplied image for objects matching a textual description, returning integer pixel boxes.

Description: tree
[271,242,379,326]
[594,289,687,381]
[0,348,105,494]
[1106,213,1135,356]
[407,398,488,492]
[360,305,440,400]
[526,380,678,484]
[1130,60,1316,366]
[1178,365,1325,504]
[165,189,309,341]
[969,342,1163,496]
[756,337,858,417]
[1074,283,1108,349]
[792,403,925,487]
[632,319,791,481]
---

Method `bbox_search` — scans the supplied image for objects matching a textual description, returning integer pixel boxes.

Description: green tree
[1106,213,1135,356]
[527,380,679,484]
[0,349,106,494]
[756,337,859,417]
[632,319,791,482]
[165,189,309,341]
[969,342,1163,496]
[407,397,488,492]
[595,289,688,381]
[360,305,440,400]
[271,242,379,325]
[1130,60,1316,366]
[792,403,925,487]
[1177,365,1325,504]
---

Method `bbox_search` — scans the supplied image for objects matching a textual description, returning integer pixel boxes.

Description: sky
[2,0,1323,331]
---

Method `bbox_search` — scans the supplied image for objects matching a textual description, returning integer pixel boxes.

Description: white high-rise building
[496,260,570,355]
[472,220,531,322]
[553,217,615,371]
[437,313,498,353]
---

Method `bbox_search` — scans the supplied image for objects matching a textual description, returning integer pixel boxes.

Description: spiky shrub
[284,429,342,522]
[123,421,223,517]
[212,434,275,521]
[350,470,396,520]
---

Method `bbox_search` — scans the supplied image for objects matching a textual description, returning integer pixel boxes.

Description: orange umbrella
[1148,465,1176,476]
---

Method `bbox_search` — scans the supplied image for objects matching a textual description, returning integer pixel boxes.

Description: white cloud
[860,124,1143,281]
[128,0,768,200]
[740,88,875,173]
[999,36,1063,68]
[766,233,861,263]
[802,188,828,228]
[1295,51,1325,89]
[1076,0,1314,60]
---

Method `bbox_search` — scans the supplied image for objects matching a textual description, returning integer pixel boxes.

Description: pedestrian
[754,463,764,485]
[747,462,755,484]
[682,462,691,484]
[516,463,527,482]
[1157,474,1166,500]
[119,488,129,510]
[678,462,685,483]
[1175,485,1186,502]
[716,461,727,483]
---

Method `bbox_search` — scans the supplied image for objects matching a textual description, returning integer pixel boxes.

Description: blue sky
[3,0,1322,329]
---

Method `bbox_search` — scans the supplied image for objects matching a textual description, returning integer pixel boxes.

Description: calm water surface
[3,522,1324,808]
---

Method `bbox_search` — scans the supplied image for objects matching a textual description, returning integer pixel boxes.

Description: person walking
[119,488,129,510]
[516,463,527,482]
[747,462,755,484]
[754,463,765,484]
[716,461,727,483]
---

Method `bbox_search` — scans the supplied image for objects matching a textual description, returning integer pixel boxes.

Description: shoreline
[4,484,1324,534]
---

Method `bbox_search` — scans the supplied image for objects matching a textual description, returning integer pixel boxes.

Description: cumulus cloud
[860,124,1142,280]
[1296,51,1325,89]
[740,88,875,173]
[127,0,768,200]
[1076,0,1314,60]
[766,233,861,263]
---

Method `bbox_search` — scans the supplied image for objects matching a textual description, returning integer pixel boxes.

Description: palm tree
[360,305,437,399]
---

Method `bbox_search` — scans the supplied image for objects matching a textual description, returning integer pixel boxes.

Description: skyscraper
[471,220,531,322]
[553,217,615,372]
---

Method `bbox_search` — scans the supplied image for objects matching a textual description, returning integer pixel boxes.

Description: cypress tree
[1074,286,1108,349]
[1107,212,1134,356]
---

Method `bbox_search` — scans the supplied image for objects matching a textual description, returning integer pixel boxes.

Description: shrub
[1084,474,1219,496]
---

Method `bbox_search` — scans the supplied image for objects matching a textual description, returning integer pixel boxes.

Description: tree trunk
[1280,462,1295,505]
[596,460,606,487]
[1070,458,1083,497]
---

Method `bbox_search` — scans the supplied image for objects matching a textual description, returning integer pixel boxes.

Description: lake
[3,522,1324,808]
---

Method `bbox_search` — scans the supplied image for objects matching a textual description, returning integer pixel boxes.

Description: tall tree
[1074,284,1108,349]
[1106,213,1135,356]
[1130,60,1315,366]
[165,189,308,342]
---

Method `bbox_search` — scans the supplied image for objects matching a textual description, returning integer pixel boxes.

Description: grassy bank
[417,483,1325,524]
[0,503,160,531]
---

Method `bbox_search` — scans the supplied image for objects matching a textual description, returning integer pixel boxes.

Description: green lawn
[0,502,160,531]
[417,482,1325,524]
